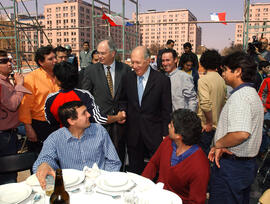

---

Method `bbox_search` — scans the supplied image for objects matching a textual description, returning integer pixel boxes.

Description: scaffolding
[0,0,139,71]
[243,0,270,50]
[0,0,52,71]
[0,0,269,71]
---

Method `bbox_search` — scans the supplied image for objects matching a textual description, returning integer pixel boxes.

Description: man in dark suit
[119,46,172,174]
[82,38,131,168]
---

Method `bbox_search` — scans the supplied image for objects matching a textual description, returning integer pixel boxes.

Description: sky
[2,0,270,51]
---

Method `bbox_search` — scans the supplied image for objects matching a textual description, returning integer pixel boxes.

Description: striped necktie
[106,66,113,97]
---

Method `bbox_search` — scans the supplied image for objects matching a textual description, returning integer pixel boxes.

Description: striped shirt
[45,88,107,127]
[33,123,121,172]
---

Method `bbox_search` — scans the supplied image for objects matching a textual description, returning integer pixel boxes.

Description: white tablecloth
[16,171,182,204]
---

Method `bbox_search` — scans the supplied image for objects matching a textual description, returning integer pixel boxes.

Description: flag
[102,13,134,26]
[210,12,227,25]
[125,22,134,26]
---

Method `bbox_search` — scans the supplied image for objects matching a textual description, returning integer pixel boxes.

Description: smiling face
[162,52,177,74]
[131,46,150,77]
[97,41,115,66]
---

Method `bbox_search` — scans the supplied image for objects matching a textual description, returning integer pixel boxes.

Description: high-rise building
[235,3,270,45]
[14,0,137,64]
[133,9,202,54]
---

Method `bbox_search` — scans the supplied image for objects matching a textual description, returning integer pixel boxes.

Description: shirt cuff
[15,84,32,94]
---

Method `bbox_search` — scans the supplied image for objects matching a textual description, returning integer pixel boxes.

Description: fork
[32,193,41,204]
[95,190,121,199]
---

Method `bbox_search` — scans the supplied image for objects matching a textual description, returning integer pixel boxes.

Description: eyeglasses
[0,58,12,64]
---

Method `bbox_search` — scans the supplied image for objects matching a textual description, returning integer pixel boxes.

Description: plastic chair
[0,152,37,174]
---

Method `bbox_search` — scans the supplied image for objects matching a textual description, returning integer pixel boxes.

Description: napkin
[83,163,101,179]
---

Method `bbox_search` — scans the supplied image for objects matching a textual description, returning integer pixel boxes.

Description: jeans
[209,157,257,204]
[0,130,18,184]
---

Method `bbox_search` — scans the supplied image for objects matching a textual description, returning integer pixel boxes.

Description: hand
[208,147,233,168]
[202,122,213,132]
[36,163,55,190]
[14,73,24,86]
[117,119,126,124]
[25,124,38,142]
[116,111,126,121]
[264,107,268,113]
[255,47,260,55]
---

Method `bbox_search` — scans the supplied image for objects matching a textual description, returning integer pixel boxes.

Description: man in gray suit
[82,38,131,168]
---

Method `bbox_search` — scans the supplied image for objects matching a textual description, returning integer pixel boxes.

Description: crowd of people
[1,36,270,204]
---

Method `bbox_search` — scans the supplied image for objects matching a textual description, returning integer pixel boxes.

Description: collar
[230,82,254,95]
[63,127,86,141]
[137,66,151,80]
[104,60,115,69]
[171,141,199,165]
[167,68,178,77]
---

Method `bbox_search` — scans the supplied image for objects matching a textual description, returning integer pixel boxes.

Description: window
[47,8,51,13]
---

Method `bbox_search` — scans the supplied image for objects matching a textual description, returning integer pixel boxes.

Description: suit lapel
[142,68,155,100]
[131,71,140,107]
[114,62,121,97]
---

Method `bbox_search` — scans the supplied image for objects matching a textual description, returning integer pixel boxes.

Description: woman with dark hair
[179,53,199,92]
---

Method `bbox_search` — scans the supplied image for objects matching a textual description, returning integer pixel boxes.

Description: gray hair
[144,48,151,59]
[98,37,117,52]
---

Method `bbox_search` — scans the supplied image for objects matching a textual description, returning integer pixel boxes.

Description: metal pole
[122,0,125,60]
[35,0,39,48]
[14,0,20,71]
[243,0,250,50]
[136,0,139,46]
[91,0,95,50]
[108,0,111,37]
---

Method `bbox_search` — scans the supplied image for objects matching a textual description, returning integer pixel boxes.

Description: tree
[148,43,164,56]
[221,43,243,56]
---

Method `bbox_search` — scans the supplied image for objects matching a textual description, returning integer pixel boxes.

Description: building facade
[133,9,202,54]
[8,0,137,65]
[235,3,270,45]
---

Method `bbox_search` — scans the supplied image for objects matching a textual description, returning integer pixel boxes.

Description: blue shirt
[171,142,199,166]
[33,123,121,172]
[137,66,151,91]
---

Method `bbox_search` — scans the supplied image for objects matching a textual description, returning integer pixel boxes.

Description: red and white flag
[210,12,227,25]
[102,13,134,26]
[102,13,124,26]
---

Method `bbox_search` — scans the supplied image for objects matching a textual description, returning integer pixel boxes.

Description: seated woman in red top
[142,109,210,204]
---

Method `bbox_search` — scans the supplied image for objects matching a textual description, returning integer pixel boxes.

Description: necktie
[106,66,114,97]
[138,76,144,106]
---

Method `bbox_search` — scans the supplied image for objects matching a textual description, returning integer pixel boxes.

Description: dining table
[0,167,182,204]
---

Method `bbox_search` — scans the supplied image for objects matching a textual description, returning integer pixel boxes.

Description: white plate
[28,169,85,193]
[96,173,134,192]
[0,183,32,204]
[103,172,128,187]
